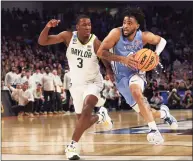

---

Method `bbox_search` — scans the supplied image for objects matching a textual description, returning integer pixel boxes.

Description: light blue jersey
[111,27,146,107]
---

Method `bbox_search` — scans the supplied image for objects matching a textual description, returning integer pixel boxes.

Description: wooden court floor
[1,109,192,160]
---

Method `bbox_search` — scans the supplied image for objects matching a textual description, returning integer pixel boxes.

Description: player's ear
[137,24,140,30]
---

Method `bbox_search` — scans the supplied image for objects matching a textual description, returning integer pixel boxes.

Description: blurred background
[1,1,193,117]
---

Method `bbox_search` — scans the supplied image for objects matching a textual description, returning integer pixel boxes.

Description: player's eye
[123,21,132,25]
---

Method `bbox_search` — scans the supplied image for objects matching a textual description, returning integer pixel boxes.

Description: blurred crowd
[1,5,193,117]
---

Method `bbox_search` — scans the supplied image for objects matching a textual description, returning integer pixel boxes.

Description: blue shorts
[115,74,146,107]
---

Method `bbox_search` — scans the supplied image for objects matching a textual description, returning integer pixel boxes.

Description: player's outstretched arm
[97,28,137,69]
[38,19,72,46]
[142,31,167,56]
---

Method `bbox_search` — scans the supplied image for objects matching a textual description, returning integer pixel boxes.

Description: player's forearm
[38,26,51,46]
[100,58,113,73]
[97,50,125,63]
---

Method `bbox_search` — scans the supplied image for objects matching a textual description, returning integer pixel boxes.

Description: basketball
[134,48,159,72]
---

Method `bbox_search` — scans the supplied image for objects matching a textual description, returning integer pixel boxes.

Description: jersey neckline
[76,32,93,46]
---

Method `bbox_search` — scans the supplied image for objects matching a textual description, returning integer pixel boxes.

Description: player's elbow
[38,37,47,46]
[38,39,45,46]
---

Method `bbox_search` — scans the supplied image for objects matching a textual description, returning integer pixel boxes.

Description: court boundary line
[2,154,192,160]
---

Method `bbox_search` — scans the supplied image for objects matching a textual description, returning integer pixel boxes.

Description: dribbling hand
[122,54,138,70]
[46,19,61,28]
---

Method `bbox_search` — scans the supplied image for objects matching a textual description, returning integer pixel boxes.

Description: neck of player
[127,30,137,41]
[77,33,90,45]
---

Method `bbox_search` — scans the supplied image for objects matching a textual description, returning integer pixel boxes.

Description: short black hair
[75,14,90,24]
[123,6,145,26]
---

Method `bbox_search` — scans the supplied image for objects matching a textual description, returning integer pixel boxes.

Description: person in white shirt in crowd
[1,80,9,90]
[53,69,63,114]
[4,66,18,86]
[41,67,45,74]
[63,70,72,112]
[33,83,44,115]
[11,83,22,105]
[32,68,43,85]
[42,66,55,115]
[8,81,34,117]
[15,69,27,85]
[109,85,122,111]
[25,69,36,91]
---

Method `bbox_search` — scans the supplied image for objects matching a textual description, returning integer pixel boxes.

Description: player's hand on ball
[46,19,61,28]
[124,55,138,69]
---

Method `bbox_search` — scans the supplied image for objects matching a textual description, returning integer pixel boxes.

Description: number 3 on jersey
[77,58,83,68]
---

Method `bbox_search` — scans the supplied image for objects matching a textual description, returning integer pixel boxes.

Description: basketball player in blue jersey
[38,15,113,160]
[97,7,178,145]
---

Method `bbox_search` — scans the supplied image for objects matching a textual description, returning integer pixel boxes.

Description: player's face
[77,18,91,37]
[123,16,139,37]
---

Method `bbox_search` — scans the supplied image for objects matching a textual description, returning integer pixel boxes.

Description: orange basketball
[134,48,159,72]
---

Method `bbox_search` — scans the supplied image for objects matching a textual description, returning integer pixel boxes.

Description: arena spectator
[1,80,9,90]
[144,80,158,102]
[150,91,164,106]
[15,69,27,85]
[182,90,193,109]
[25,70,35,90]
[63,70,72,112]
[33,83,44,115]
[32,68,43,86]
[167,88,181,109]
[4,66,18,86]
[8,81,34,117]
[10,83,22,105]
[53,69,63,113]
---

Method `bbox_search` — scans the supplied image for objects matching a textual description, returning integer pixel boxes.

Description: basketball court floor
[1,109,192,160]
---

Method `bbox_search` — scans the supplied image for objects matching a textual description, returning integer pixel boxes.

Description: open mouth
[123,30,129,34]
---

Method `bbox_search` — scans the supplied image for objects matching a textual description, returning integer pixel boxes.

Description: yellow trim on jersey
[77,34,93,45]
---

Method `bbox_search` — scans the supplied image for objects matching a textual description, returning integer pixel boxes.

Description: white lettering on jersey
[66,31,102,86]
